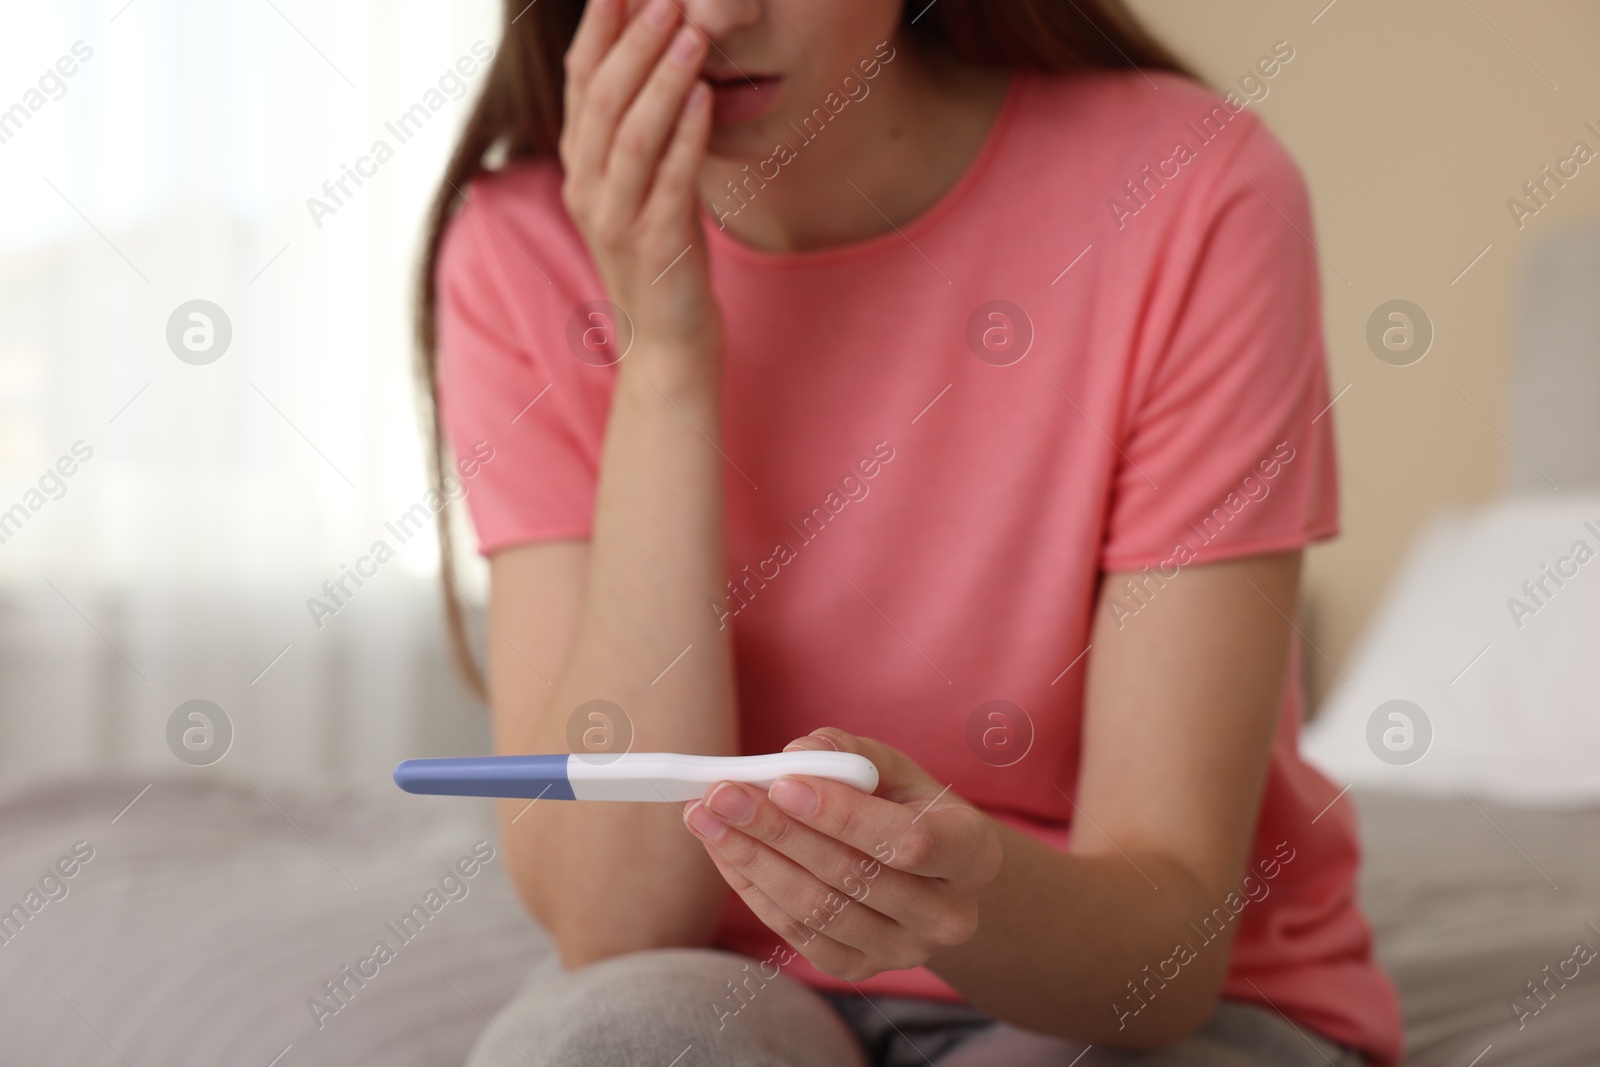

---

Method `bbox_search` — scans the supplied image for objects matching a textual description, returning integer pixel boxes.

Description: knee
[573,946,773,1000]
[466,948,779,1066]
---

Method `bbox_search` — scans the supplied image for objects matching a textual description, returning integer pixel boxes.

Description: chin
[706,122,783,162]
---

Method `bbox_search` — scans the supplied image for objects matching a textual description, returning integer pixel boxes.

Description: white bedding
[1303,493,1600,805]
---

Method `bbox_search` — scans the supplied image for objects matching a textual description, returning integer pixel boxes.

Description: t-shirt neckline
[700,70,1026,269]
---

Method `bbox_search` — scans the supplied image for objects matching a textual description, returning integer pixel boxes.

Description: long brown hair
[414,0,1194,698]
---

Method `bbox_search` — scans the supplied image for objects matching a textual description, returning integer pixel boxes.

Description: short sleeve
[435,169,611,554]
[1099,117,1339,572]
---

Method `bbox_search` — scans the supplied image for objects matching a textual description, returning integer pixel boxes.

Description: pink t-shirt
[437,69,1401,1065]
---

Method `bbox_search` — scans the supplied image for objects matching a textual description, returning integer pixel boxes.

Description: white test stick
[394,751,879,803]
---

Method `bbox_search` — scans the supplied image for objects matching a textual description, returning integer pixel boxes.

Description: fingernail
[644,0,674,29]
[784,737,827,752]
[685,801,726,842]
[706,783,756,823]
[770,777,818,818]
[669,26,701,64]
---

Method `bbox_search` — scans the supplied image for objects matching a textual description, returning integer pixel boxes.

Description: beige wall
[1129,0,1600,706]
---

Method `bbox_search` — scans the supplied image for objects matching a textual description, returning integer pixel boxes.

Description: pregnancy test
[393,751,879,803]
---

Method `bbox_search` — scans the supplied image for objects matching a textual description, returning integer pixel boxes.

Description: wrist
[618,338,722,408]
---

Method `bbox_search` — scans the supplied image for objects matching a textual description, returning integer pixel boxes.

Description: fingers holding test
[691,782,920,917]
[685,734,1003,976]
[786,728,939,803]
[688,799,912,978]
[778,729,996,883]
[695,834,878,978]
[782,775,995,883]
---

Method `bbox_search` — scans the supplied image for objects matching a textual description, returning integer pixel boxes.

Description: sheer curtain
[0,0,501,785]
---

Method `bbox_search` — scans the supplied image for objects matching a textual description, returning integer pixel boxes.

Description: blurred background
[1,0,501,788]
[3,1,1599,1063]
[6,0,1600,786]
[1136,0,1600,706]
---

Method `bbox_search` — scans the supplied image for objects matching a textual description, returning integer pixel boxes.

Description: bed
[4,761,1597,1064]
[1296,222,1600,1065]
[1296,492,1600,1065]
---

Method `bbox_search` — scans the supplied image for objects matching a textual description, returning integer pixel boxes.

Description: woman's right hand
[560,0,721,367]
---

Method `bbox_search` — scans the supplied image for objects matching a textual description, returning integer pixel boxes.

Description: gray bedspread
[0,776,548,1066]
[1352,790,1600,1066]
[1,778,1596,1065]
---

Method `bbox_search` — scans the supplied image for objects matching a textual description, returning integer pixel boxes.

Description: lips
[703,72,782,125]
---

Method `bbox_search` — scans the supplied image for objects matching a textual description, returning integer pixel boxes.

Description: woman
[416,0,1402,1063]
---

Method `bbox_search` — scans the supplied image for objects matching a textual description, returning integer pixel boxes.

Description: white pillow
[1301,493,1600,805]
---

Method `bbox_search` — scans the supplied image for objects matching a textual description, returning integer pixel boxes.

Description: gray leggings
[464,948,1365,1066]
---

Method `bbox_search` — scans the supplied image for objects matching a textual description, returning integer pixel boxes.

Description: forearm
[559,351,735,749]
[929,822,1235,1047]
[507,349,737,963]
[929,555,1299,1044]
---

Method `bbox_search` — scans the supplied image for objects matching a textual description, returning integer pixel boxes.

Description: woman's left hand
[682,728,1003,982]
